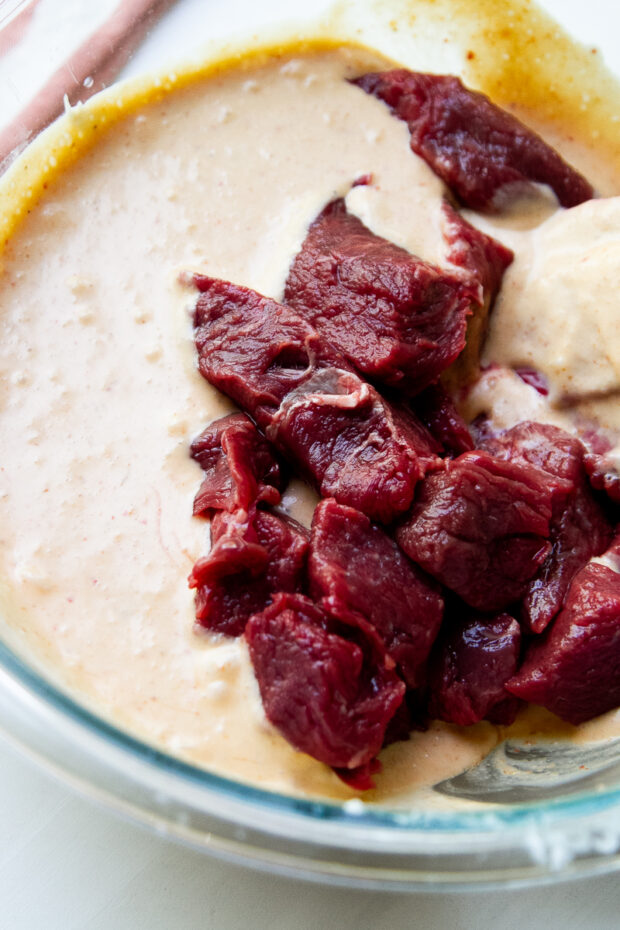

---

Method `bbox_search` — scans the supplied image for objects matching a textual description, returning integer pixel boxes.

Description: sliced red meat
[582,431,620,505]
[194,508,269,579]
[412,383,474,457]
[483,422,613,633]
[585,457,620,505]
[381,694,414,746]
[396,451,560,612]
[308,498,444,688]
[188,507,308,637]
[523,494,613,633]
[270,369,439,523]
[507,537,620,724]
[429,611,522,726]
[193,275,440,523]
[190,413,285,516]
[284,198,473,395]
[193,273,345,431]
[246,592,405,776]
[482,421,583,488]
[352,70,593,211]
[440,203,513,386]
[441,202,514,303]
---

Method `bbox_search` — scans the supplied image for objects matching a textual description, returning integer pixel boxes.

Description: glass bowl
[1,0,620,891]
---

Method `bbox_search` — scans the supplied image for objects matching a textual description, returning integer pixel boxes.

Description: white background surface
[2,734,620,928]
[2,0,620,926]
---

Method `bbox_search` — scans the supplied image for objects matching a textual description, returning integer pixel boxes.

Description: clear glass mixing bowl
[1,0,620,891]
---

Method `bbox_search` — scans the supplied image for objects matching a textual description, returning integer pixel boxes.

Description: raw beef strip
[190,413,285,516]
[308,498,444,688]
[483,422,613,633]
[440,203,513,387]
[582,430,620,505]
[193,273,345,431]
[352,70,593,210]
[482,421,582,488]
[284,198,472,394]
[189,507,308,637]
[396,451,561,612]
[442,202,513,302]
[285,199,512,395]
[271,368,439,523]
[586,457,620,505]
[193,275,440,523]
[246,592,405,776]
[429,611,522,726]
[412,383,474,457]
[507,537,620,724]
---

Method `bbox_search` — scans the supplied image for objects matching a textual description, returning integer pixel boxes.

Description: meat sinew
[308,498,444,688]
[190,413,285,516]
[507,537,620,725]
[482,422,613,633]
[429,611,522,726]
[246,592,405,777]
[396,450,562,611]
[193,274,440,523]
[352,70,594,210]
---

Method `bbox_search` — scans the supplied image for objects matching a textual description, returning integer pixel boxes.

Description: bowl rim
[3,634,620,890]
